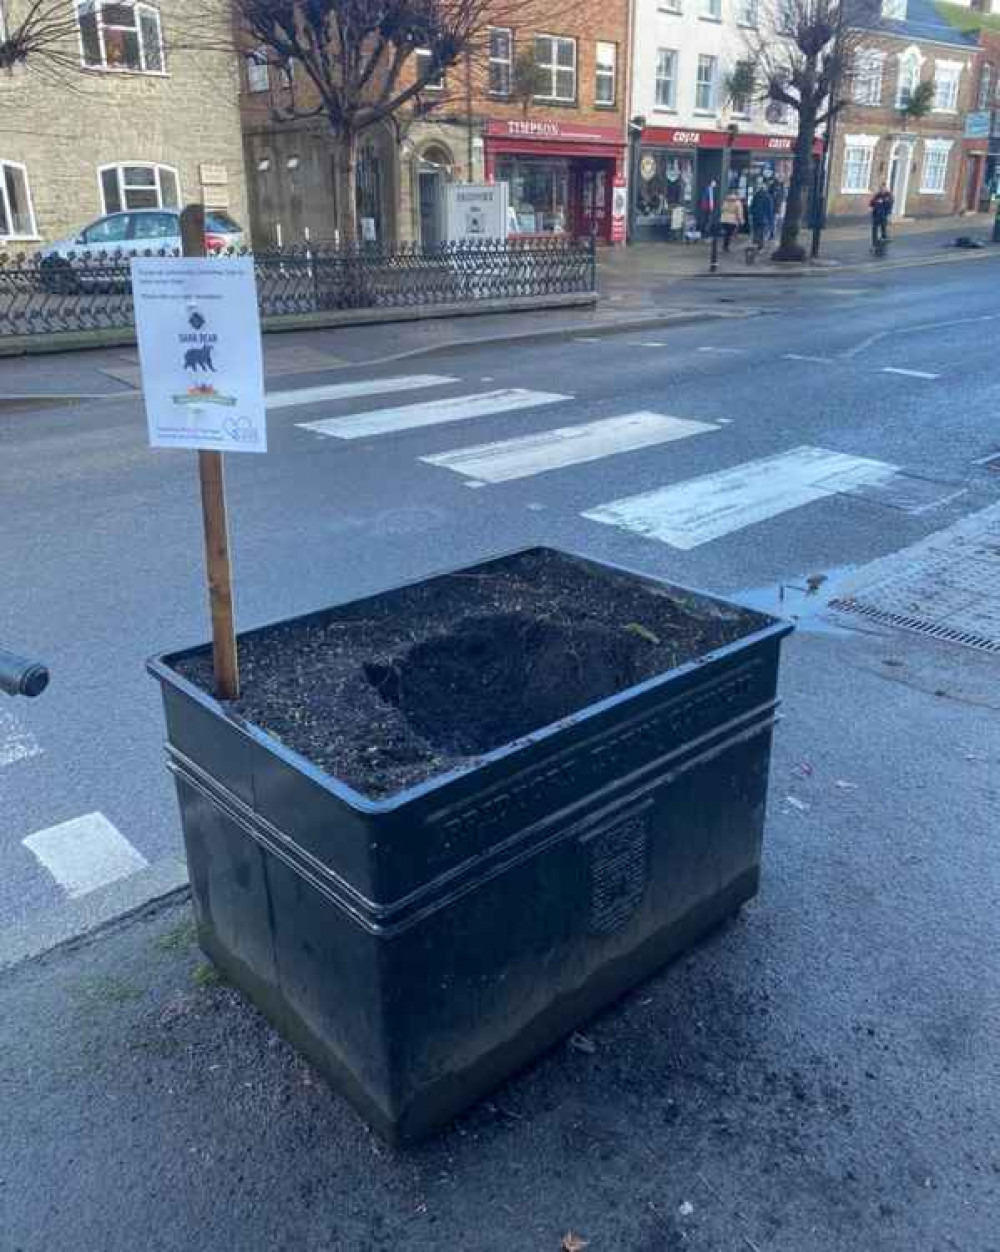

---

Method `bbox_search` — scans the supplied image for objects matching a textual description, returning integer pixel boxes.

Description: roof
[860,0,979,49]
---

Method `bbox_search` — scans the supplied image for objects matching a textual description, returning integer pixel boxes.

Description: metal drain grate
[828,501,1000,654]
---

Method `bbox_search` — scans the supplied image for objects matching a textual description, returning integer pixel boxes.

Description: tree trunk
[333,130,359,247]
[773,70,819,263]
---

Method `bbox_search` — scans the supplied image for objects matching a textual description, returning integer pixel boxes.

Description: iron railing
[0,237,597,338]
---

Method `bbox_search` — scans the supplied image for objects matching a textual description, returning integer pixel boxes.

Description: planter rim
[147,545,794,813]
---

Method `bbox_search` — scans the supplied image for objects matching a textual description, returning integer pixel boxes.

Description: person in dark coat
[769,178,786,239]
[870,185,894,247]
[749,183,775,249]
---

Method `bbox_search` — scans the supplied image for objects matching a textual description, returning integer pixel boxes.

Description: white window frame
[97,162,181,214]
[978,63,992,110]
[0,159,39,241]
[415,47,444,90]
[76,2,166,74]
[895,47,924,109]
[655,48,678,110]
[695,54,717,112]
[702,0,722,18]
[932,59,962,112]
[246,46,269,93]
[919,139,952,193]
[595,40,616,105]
[533,34,577,103]
[738,0,758,26]
[487,26,512,96]
[841,133,879,194]
[853,50,885,105]
[658,0,682,11]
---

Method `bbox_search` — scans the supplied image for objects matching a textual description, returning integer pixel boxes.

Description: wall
[0,0,247,247]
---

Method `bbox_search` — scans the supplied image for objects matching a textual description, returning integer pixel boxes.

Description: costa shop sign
[485,118,624,145]
[644,126,796,152]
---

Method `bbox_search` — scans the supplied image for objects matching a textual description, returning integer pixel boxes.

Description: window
[738,0,758,25]
[920,139,952,192]
[246,47,268,92]
[77,2,164,73]
[0,160,37,240]
[853,51,884,105]
[702,0,722,17]
[82,215,131,245]
[488,27,512,95]
[731,59,754,115]
[534,34,576,102]
[882,0,907,18]
[415,48,444,90]
[658,0,682,10]
[695,54,717,111]
[933,61,961,111]
[765,99,788,124]
[595,41,616,104]
[130,211,176,242]
[896,49,922,108]
[777,0,797,34]
[497,156,571,233]
[99,163,179,213]
[978,63,992,109]
[655,48,677,108]
[842,135,878,192]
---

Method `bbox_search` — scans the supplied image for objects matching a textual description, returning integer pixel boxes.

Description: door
[888,141,911,216]
[419,170,443,249]
[964,156,982,211]
[577,166,610,239]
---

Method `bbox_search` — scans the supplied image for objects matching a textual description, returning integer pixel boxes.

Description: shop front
[631,126,801,242]
[483,119,626,242]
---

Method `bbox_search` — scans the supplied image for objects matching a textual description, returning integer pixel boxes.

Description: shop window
[655,49,677,109]
[978,63,992,109]
[496,156,570,234]
[853,51,884,105]
[488,27,512,96]
[636,151,694,228]
[920,140,951,192]
[534,34,576,103]
[99,163,179,213]
[702,0,721,18]
[0,160,38,240]
[415,47,444,90]
[76,2,164,73]
[932,61,961,111]
[246,47,269,92]
[695,54,717,112]
[841,136,878,193]
[595,41,616,105]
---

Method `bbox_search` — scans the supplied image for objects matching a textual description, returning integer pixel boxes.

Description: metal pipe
[0,650,50,698]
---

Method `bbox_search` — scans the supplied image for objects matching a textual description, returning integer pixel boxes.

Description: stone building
[0,0,247,249]
[826,0,979,221]
[240,0,632,248]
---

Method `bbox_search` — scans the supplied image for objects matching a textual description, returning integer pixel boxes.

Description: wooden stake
[181,203,240,700]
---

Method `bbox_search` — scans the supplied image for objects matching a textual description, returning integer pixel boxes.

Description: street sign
[965,111,991,139]
[131,256,266,454]
[445,183,509,241]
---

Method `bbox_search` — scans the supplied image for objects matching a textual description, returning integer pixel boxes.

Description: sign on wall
[445,183,510,241]
[131,256,266,453]
[965,111,991,139]
[611,176,627,243]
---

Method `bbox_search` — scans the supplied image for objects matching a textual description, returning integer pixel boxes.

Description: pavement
[2,246,1000,1248]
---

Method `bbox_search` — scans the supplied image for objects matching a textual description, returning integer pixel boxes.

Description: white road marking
[421,412,718,484]
[698,346,745,354]
[23,812,149,899]
[0,710,42,768]
[881,367,941,380]
[582,446,898,550]
[783,353,835,364]
[265,374,455,410]
[626,341,668,348]
[298,388,569,440]
[573,336,603,343]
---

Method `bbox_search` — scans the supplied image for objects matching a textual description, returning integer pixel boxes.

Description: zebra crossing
[290,371,914,551]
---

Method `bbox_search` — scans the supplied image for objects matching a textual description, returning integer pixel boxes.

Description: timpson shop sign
[485,118,625,146]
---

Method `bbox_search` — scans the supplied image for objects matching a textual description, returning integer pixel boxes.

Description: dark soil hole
[363,612,639,756]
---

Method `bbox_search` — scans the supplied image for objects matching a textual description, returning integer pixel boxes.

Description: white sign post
[131,255,266,454]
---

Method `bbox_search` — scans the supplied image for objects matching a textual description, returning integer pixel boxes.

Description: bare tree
[230,0,544,244]
[0,0,85,77]
[742,0,877,261]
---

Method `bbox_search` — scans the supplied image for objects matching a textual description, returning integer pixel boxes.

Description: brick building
[241,0,631,248]
[0,0,247,249]
[826,0,979,221]
[957,21,1000,211]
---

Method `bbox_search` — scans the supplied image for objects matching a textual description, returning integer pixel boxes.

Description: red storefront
[633,125,820,242]
[484,118,627,242]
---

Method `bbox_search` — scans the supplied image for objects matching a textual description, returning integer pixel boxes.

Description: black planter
[149,548,793,1143]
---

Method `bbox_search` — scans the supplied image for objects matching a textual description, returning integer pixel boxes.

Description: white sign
[131,257,266,453]
[445,183,509,242]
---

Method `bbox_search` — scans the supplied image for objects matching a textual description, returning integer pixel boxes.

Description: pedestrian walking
[749,182,775,251]
[720,189,745,252]
[870,185,894,249]
[769,178,786,240]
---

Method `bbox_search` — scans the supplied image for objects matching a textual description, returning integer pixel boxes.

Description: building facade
[628,0,800,241]
[826,0,979,221]
[960,24,1000,212]
[0,0,247,249]
[240,0,631,249]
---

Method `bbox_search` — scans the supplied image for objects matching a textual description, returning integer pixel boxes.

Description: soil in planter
[173,549,766,798]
